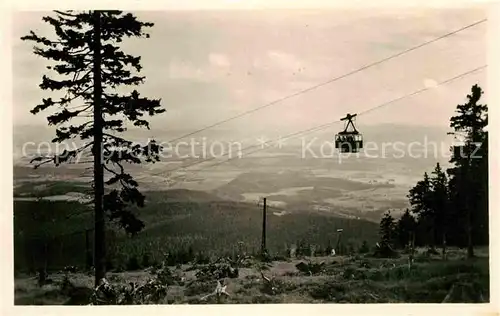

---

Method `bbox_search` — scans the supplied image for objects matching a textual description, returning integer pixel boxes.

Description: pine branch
[47,107,90,125]
[103,133,133,145]
[29,142,92,168]
[53,10,80,18]
[22,10,164,237]
[52,122,92,142]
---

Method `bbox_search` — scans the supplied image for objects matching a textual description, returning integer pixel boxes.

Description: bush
[89,265,177,305]
[195,252,210,265]
[295,261,326,276]
[271,254,288,262]
[342,266,368,280]
[184,281,214,297]
[195,261,239,281]
[142,253,153,268]
[126,256,141,271]
[105,260,114,272]
[309,281,348,300]
[426,247,440,256]
[260,277,297,295]
[358,241,370,254]
[373,244,399,258]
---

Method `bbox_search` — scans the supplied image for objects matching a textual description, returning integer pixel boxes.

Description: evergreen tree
[408,172,432,216]
[476,130,489,245]
[325,242,333,256]
[395,209,416,249]
[380,211,396,245]
[21,10,165,285]
[408,172,433,246]
[447,84,488,258]
[358,240,370,254]
[446,171,467,247]
[377,211,397,257]
[429,162,450,258]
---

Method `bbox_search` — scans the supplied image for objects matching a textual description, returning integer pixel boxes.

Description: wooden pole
[261,198,267,256]
[335,230,343,255]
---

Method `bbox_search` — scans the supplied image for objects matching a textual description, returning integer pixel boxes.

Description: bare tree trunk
[92,10,106,287]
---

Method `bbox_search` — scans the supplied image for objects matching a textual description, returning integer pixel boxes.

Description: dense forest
[380,84,488,258]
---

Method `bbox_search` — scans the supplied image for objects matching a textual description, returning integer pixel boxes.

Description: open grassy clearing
[14,248,489,305]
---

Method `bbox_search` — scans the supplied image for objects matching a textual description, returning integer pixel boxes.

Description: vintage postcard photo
[3,0,498,311]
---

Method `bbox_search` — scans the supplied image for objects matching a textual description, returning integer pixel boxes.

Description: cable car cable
[137,19,487,181]
[153,64,486,184]
[160,18,486,145]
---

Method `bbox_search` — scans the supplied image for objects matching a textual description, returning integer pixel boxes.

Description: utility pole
[261,197,267,256]
[92,10,106,287]
[335,228,343,255]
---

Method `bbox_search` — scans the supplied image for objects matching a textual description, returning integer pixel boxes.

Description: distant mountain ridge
[13,123,452,163]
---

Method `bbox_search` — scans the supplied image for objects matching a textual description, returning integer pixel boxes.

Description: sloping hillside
[14,185,379,272]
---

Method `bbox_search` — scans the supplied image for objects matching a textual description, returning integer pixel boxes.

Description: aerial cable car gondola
[335,113,363,153]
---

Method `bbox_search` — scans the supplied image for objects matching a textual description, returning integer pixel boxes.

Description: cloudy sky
[12,8,487,139]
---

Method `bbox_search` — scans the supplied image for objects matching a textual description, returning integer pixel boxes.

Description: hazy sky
[12,8,487,137]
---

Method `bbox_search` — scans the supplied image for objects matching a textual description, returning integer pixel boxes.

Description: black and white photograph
[4,0,498,309]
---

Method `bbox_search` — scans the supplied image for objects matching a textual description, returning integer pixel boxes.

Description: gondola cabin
[335,113,363,153]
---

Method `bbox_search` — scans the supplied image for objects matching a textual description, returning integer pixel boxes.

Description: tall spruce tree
[21,10,165,285]
[378,211,397,257]
[429,162,449,258]
[447,84,488,258]
[446,173,465,247]
[408,172,432,216]
[395,209,416,249]
[408,172,433,244]
[409,172,440,248]
[476,130,489,245]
